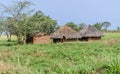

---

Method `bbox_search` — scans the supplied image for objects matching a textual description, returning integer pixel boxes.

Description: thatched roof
[51,25,81,39]
[79,25,104,37]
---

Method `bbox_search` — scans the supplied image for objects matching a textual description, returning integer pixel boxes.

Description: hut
[26,32,50,44]
[79,25,104,41]
[50,25,81,43]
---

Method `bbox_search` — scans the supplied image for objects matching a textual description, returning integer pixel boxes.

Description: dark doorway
[62,36,66,43]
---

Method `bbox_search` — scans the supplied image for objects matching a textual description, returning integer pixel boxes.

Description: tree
[3,17,14,41]
[79,23,86,30]
[65,22,79,31]
[0,16,4,36]
[55,25,60,31]
[1,1,33,43]
[1,0,57,44]
[102,22,111,30]
[117,27,120,30]
[93,22,103,30]
[0,16,13,41]
[29,11,57,35]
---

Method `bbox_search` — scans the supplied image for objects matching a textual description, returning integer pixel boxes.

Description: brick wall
[33,36,50,44]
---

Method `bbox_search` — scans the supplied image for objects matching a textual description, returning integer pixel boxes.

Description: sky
[1,0,120,30]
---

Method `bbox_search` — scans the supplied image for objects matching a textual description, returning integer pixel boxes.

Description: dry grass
[0,50,15,57]
[0,61,13,73]
[0,60,34,74]
[0,50,34,74]
[0,32,119,74]
[103,39,120,46]
[0,35,17,40]
[31,50,48,57]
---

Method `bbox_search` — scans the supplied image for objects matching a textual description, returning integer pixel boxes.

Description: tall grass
[0,32,119,74]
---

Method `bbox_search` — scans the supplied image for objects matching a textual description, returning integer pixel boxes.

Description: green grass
[0,32,120,74]
[102,32,120,40]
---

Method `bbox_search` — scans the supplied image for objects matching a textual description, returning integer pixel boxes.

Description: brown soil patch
[0,61,14,73]
[93,66,108,74]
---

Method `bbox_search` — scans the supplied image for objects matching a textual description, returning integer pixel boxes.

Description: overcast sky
[1,0,120,30]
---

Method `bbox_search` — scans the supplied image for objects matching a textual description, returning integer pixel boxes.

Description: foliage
[117,27,120,30]
[79,23,86,30]
[109,58,120,74]
[29,11,57,35]
[93,22,103,30]
[0,1,57,44]
[0,33,120,74]
[65,22,79,31]
[102,22,111,30]
[0,1,32,43]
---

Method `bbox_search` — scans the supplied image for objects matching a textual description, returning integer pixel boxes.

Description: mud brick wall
[33,36,50,44]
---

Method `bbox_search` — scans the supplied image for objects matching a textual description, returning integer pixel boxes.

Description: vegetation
[65,21,112,32]
[0,1,113,44]
[79,23,87,30]
[65,22,87,31]
[102,22,111,31]
[0,1,119,74]
[0,32,119,74]
[93,22,103,30]
[93,22,111,31]
[65,22,79,31]
[0,1,57,44]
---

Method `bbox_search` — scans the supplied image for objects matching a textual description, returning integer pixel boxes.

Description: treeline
[64,21,111,31]
[0,1,118,44]
[65,22,120,32]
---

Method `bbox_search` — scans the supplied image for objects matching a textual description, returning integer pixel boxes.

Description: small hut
[79,25,104,41]
[50,25,81,43]
[26,32,50,44]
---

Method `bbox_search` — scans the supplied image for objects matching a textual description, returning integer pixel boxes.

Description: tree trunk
[16,34,27,44]
[6,32,11,42]
[23,35,26,44]
[8,33,12,41]
[17,34,23,44]
[10,34,11,41]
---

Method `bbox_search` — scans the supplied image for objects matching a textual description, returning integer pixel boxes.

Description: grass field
[0,32,120,74]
